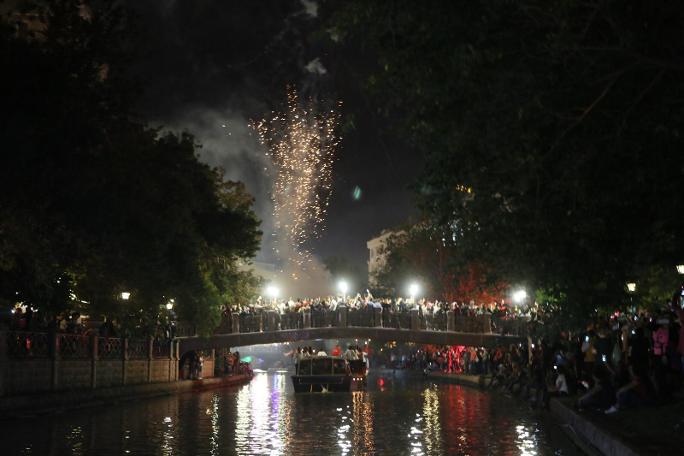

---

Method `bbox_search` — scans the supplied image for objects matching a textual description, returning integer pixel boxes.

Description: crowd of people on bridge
[225,293,532,336]
[5,290,533,340]
[237,293,533,319]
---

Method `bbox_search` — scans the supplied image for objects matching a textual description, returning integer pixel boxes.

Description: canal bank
[0,374,252,419]
[427,371,656,456]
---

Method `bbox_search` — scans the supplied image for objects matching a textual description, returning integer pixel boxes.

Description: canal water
[3,371,581,455]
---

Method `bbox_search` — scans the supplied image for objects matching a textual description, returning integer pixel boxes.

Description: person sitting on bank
[576,364,615,411]
[604,363,655,414]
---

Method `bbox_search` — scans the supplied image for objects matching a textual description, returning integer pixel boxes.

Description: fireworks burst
[251,87,342,268]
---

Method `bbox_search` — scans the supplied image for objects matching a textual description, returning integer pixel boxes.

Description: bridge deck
[178,326,524,354]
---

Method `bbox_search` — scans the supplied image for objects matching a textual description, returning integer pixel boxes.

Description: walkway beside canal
[0,373,252,419]
[428,371,684,456]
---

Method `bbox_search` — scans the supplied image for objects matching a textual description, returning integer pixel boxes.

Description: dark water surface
[3,371,580,455]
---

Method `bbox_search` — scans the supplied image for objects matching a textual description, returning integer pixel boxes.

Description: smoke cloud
[161,105,334,297]
[133,0,337,297]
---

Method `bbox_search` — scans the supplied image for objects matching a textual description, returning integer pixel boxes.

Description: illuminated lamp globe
[265,285,280,300]
[408,283,420,298]
[512,289,527,304]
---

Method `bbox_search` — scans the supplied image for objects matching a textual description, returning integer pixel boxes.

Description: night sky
[124,0,421,271]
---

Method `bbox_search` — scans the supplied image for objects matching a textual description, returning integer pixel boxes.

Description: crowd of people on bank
[417,303,684,414]
[5,305,178,340]
[180,350,252,380]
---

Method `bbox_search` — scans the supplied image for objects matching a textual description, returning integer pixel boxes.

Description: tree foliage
[331,0,684,316]
[374,225,506,303]
[0,1,261,334]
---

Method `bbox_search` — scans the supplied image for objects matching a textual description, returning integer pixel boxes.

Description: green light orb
[352,186,362,201]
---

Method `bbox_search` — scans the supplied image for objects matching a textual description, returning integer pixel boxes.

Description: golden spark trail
[251,87,342,268]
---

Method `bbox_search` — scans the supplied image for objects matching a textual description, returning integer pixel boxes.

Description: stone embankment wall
[428,372,641,456]
[0,330,202,397]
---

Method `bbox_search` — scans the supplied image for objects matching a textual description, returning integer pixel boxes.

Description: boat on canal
[292,356,367,393]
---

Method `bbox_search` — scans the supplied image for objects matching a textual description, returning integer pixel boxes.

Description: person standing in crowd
[343,345,358,361]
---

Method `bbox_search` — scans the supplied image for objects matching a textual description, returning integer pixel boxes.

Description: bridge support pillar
[231,314,240,333]
[409,309,420,331]
[337,306,348,327]
[302,309,311,329]
[446,311,455,332]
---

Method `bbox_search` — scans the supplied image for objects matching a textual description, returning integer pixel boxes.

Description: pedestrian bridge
[178,308,528,355]
[178,326,524,354]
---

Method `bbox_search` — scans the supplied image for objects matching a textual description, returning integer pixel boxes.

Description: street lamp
[265,284,280,304]
[626,282,637,313]
[408,282,420,302]
[676,265,684,275]
[166,298,175,310]
[120,292,131,300]
[512,289,527,305]
[338,280,349,301]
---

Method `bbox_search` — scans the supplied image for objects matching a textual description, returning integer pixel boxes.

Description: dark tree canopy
[373,224,506,305]
[0,0,262,334]
[331,0,684,319]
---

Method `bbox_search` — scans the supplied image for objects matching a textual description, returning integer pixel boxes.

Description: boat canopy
[296,356,348,376]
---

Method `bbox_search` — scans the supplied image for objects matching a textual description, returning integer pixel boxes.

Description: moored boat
[292,356,367,393]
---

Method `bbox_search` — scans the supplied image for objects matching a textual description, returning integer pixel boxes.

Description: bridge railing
[347,308,376,327]
[239,314,262,333]
[312,308,336,328]
[396,312,412,330]
[211,308,529,337]
[279,312,302,330]
[6,330,51,358]
[3,331,179,362]
[0,331,181,397]
[419,311,446,331]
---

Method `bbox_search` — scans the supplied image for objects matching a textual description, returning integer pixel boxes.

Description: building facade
[367,230,401,287]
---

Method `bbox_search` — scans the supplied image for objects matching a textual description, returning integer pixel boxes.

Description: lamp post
[120,291,131,301]
[512,289,527,306]
[164,298,176,338]
[337,280,349,302]
[408,282,420,304]
[626,282,636,313]
[265,284,280,305]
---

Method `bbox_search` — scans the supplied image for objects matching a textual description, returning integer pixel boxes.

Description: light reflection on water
[2,372,580,455]
[421,386,442,455]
